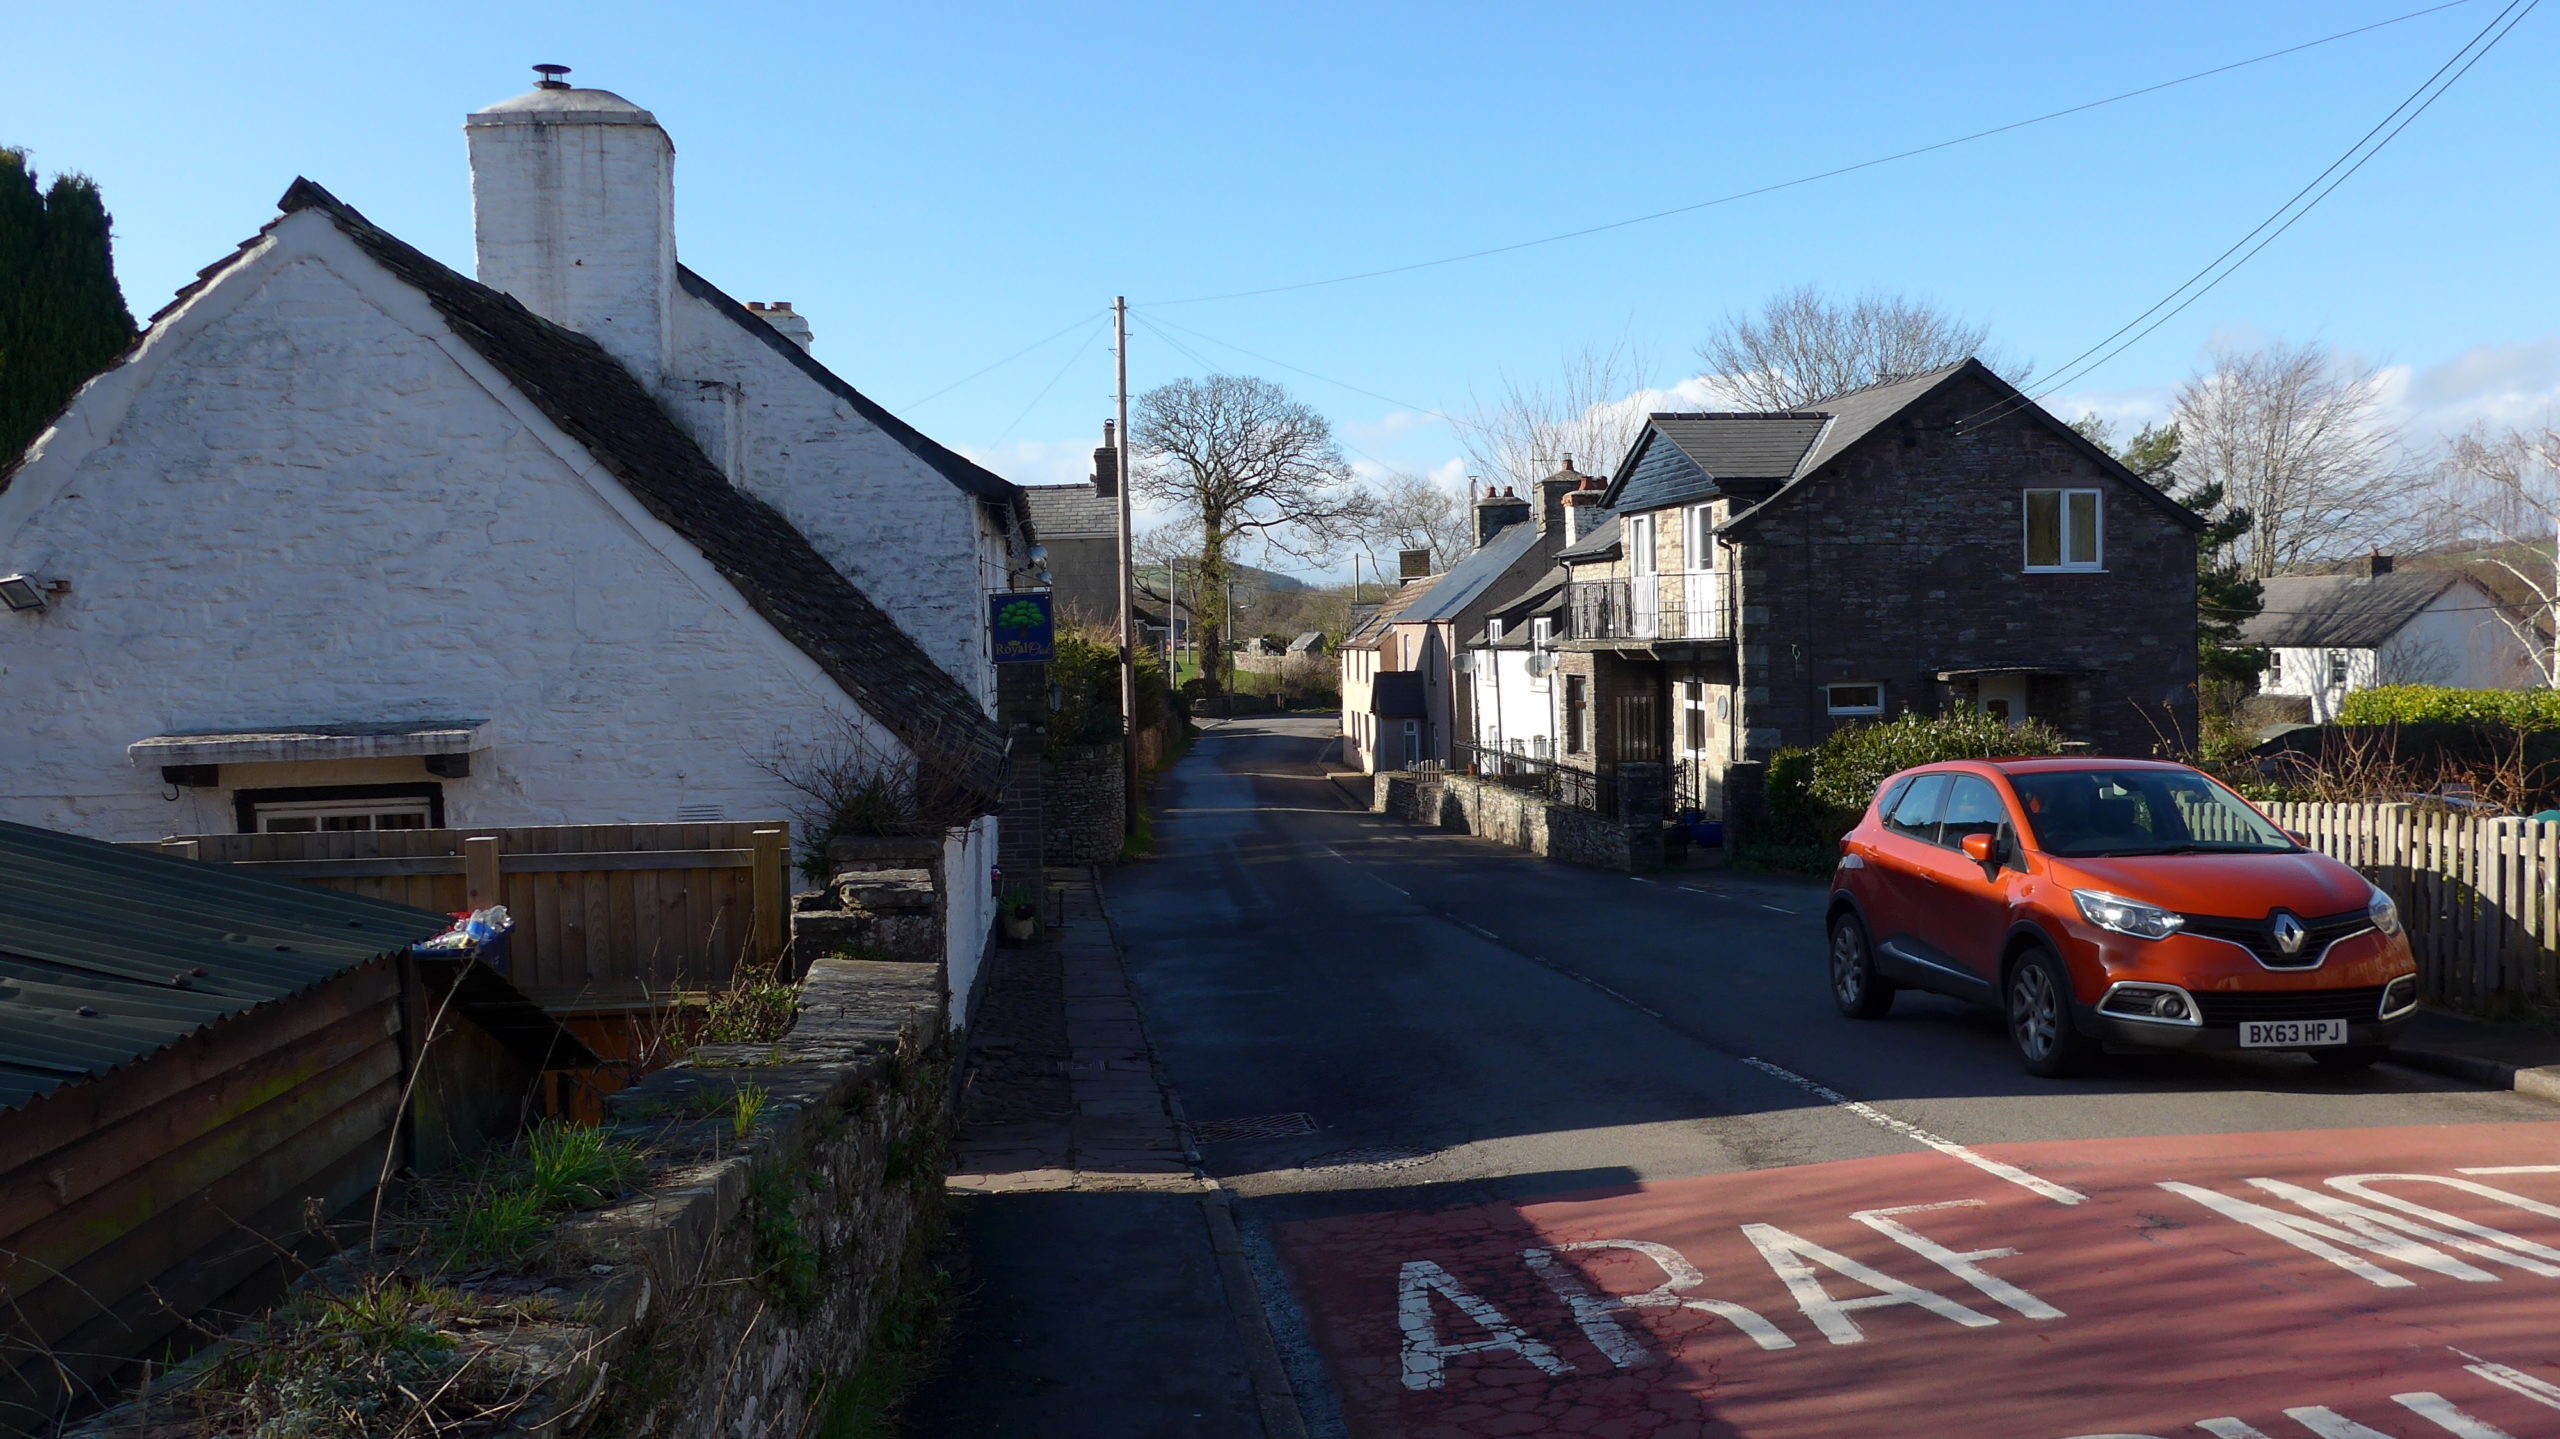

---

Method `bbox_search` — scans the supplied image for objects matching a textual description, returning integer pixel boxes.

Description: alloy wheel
[1831,924,1865,1007]
[2011,961,2059,1061]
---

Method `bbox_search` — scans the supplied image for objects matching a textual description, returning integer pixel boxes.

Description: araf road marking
[1740,1222,1998,1345]
[1742,1056,2089,1206]
[1395,1259,1573,1391]
[2160,1178,2560,1288]
[1522,1240,1795,1363]
[1851,1200,2064,1320]
[2451,1348,2560,1411]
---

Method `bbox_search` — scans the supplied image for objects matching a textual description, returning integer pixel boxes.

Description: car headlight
[2368,885,2402,937]
[2073,890,2185,941]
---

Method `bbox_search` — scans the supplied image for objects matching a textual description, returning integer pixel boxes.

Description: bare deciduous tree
[2431,421,2560,685]
[1357,470,1472,574]
[1132,374,1362,688]
[2172,341,2407,580]
[1463,339,1656,486]
[1696,284,2018,411]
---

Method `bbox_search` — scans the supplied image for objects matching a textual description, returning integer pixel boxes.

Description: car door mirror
[1961,833,1998,865]
[2283,829,2309,846]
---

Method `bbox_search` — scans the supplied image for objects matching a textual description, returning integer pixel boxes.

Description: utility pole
[1114,298,1138,838]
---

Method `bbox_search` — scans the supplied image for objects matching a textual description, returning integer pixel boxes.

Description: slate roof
[1022,483,1119,539]
[2241,572,2463,649]
[0,820,451,1114]
[1610,415,1830,513]
[1345,574,1439,648]
[1399,522,1542,624]
[676,267,1024,518]
[272,182,1005,805]
[1471,565,1566,648]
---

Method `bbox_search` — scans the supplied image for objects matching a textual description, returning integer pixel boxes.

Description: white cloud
[2391,336,2560,439]
[959,438,1095,490]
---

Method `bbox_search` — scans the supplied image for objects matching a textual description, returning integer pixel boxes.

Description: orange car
[1825,757,2419,1076]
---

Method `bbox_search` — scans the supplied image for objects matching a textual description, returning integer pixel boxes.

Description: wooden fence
[2256,802,2560,1009]
[153,823,792,1008]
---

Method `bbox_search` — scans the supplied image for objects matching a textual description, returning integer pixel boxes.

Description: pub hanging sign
[990,591,1056,664]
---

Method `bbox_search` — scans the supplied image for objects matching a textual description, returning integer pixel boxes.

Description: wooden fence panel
[144,822,790,1007]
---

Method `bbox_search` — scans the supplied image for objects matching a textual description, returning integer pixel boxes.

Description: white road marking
[2451,1348,2560,1411]
[1740,1057,2088,1207]
[1456,919,1498,941]
[1534,960,1670,1021]
[1629,875,1657,884]
[2460,1165,2560,1175]
[1759,903,1797,914]
[1367,873,1410,896]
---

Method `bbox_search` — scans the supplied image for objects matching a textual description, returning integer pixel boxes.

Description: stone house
[0,74,1030,981]
[1484,359,2201,816]
[1019,422,1124,631]
[2242,557,2541,722]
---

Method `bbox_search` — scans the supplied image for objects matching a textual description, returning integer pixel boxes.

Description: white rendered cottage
[0,77,1030,986]
[2241,558,2541,722]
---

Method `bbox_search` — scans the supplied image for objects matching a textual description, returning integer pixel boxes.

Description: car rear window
[1884,773,1952,841]
[2010,768,2294,857]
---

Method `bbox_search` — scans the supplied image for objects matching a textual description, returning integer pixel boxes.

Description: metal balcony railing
[1449,742,1616,815]
[1564,575,1728,641]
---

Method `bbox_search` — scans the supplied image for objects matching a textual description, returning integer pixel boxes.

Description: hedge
[2335,685,2560,730]
[1759,711,2068,852]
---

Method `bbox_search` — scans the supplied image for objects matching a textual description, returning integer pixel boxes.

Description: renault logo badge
[2272,912,2307,955]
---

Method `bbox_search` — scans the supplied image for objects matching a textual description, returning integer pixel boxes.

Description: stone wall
[1374,766,1664,871]
[1043,742,1124,865]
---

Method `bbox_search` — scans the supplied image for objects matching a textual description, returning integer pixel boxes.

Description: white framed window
[1530,616,1553,650]
[1826,683,1884,717]
[2327,653,2349,689]
[1683,504,1715,571]
[2268,650,2284,685]
[251,795,435,834]
[1626,513,1657,577]
[2023,488,2103,571]
[1486,618,1504,643]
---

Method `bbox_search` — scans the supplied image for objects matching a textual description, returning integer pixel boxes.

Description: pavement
[1096,713,2560,1439]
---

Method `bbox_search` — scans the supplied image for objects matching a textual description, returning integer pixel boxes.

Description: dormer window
[1486,618,1505,643]
[1531,617,1554,650]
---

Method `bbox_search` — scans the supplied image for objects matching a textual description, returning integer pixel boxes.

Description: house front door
[1977,674,2029,723]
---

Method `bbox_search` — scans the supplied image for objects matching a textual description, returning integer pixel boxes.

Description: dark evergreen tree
[0,149,137,465]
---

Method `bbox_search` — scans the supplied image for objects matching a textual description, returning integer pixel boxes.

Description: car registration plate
[2241,1018,2349,1048]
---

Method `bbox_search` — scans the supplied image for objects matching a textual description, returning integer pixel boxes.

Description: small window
[1531,617,1553,650]
[2024,488,2103,570]
[1826,683,1884,717]
[1627,514,1657,578]
[1565,675,1590,754]
[1885,774,1953,841]
[2327,653,2349,689]
[1486,618,1504,643]
[2268,651,2284,684]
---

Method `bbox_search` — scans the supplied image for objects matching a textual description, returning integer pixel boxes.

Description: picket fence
[2252,802,2560,1009]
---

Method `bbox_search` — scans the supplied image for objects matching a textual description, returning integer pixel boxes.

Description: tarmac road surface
[1107,715,2560,1439]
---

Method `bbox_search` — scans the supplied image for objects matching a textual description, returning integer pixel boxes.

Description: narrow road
[1108,714,2560,1439]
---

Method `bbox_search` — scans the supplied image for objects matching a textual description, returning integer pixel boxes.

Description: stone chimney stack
[745,301,813,351]
[2349,550,2394,579]
[467,66,679,387]
[1398,547,1433,582]
[1536,458,1584,537]
[1474,485,1532,548]
[1092,420,1119,499]
[1560,472,1605,546]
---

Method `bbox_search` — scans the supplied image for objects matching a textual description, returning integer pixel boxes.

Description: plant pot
[1001,911,1038,943]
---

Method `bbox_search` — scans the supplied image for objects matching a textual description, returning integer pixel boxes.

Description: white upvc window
[1683,504,1715,572]
[1530,616,1553,650]
[2023,488,2103,571]
[1486,618,1504,643]
[1826,683,1885,717]
[1627,514,1657,577]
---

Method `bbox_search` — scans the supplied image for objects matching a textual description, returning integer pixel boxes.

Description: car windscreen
[2009,769,2296,857]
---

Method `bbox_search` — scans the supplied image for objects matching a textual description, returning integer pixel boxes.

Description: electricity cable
[994,317,1108,444]
[1141,1,2484,309]
[900,308,1105,411]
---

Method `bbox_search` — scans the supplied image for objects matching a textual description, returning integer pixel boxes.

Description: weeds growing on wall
[427,1121,647,1269]
[699,952,802,1046]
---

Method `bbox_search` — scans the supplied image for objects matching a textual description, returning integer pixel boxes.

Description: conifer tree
[0,149,137,464]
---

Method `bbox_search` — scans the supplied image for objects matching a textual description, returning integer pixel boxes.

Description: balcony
[1564,575,1729,646]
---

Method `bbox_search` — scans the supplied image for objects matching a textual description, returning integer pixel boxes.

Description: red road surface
[1272,1123,2560,1438]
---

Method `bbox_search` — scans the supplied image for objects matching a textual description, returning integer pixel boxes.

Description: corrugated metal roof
[0,819,452,1114]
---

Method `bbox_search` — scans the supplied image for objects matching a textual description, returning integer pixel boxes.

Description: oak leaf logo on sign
[998,600,1045,629]
[2272,912,2307,956]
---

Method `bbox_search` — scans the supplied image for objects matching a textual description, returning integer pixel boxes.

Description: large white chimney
[466,66,677,386]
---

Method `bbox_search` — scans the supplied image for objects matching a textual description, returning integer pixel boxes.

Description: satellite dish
[1525,653,1556,679]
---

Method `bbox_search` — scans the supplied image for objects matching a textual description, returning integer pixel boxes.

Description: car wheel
[2310,1045,2390,1070]
[1829,912,1895,1020]
[2006,947,2087,1078]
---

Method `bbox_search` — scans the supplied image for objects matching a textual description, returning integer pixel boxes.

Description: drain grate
[1188,1112,1318,1144]
[1300,1145,1436,1171]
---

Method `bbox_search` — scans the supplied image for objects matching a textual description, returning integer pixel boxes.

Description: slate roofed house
[1340,564,1441,772]
[1020,422,1126,629]
[0,69,1031,973]
[0,818,590,1431]
[2240,555,2540,722]
[1536,359,2203,820]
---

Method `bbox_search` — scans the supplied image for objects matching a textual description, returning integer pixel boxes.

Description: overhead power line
[1141,1,2484,309]
[1960,0,2539,430]
[900,308,1104,412]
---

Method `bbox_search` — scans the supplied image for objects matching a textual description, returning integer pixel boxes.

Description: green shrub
[1807,711,2068,811]
[2337,685,2560,730]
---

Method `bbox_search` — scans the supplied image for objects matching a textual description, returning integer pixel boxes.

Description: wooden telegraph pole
[1114,297,1138,838]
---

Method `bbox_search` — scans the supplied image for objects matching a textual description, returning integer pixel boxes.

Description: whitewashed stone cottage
[0,75,1030,983]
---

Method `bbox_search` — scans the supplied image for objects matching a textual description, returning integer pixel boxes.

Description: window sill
[2023,565,2106,574]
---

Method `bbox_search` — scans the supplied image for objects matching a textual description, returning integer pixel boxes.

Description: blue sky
[8,1,2556,577]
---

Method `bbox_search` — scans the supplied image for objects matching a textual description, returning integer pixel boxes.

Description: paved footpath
[905,868,1302,1438]
[1110,715,2560,1439]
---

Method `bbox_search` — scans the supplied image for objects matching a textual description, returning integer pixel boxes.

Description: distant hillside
[1136,562,1311,596]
